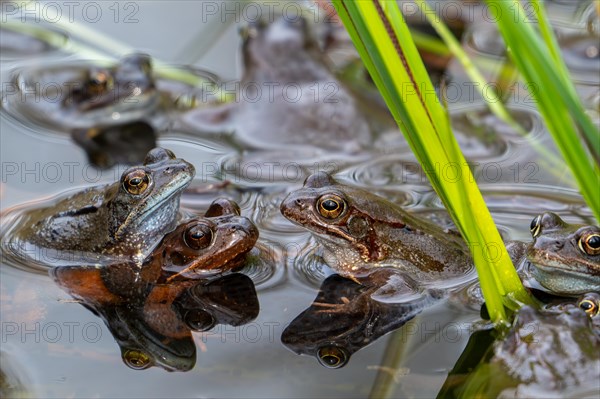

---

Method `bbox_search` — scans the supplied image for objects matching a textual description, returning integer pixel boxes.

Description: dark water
[1,1,598,398]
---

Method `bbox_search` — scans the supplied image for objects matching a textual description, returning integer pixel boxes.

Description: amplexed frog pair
[13,148,259,279]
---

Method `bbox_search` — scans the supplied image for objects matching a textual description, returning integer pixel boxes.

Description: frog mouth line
[529,256,597,277]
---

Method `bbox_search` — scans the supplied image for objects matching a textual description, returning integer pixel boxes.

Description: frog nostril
[295,199,303,207]
[552,241,564,250]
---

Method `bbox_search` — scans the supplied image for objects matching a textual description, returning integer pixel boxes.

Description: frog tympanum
[282,269,443,368]
[527,212,600,295]
[179,16,371,154]
[15,148,194,262]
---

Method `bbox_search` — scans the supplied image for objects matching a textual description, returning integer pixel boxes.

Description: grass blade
[333,1,535,324]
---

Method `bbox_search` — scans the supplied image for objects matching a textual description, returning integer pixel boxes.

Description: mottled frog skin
[527,212,600,295]
[16,148,194,261]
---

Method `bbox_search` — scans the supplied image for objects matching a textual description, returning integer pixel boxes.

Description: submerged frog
[179,16,371,153]
[527,212,600,295]
[280,172,477,280]
[468,304,600,397]
[15,148,194,262]
[3,53,159,130]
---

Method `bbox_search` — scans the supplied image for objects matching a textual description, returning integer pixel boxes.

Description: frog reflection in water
[464,303,600,397]
[281,172,484,280]
[180,17,371,153]
[15,148,194,262]
[527,212,600,295]
[52,198,259,371]
[282,269,443,368]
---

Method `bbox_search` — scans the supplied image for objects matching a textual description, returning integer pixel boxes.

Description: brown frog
[282,269,443,368]
[50,198,259,306]
[527,212,600,295]
[280,172,475,280]
[179,16,371,154]
[14,148,194,262]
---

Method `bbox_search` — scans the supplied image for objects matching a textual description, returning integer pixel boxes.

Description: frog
[463,304,600,397]
[71,120,157,169]
[53,269,259,371]
[2,53,159,130]
[49,198,259,305]
[280,172,477,281]
[14,148,194,263]
[282,269,443,368]
[50,198,259,371]
[178,16,371,155]
[526,212,600,295]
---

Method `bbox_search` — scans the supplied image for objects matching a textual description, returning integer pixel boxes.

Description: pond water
[0,1,598,398]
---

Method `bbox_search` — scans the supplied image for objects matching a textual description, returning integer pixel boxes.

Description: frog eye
[530,215,542,238]
[123,169,151,195]
[87,71,112,96]
[123,349,151,370]
[578,298,599,316]
[184,223,213,250]
[317,194,346,219]
[317,345,349,369]
[578,233,600,255]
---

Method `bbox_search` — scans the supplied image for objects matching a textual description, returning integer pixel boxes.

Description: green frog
[280,172,476,280]
[527,212,600,295]
[3,53,158,130]
[179,16,371,153]
[15,148,194,262]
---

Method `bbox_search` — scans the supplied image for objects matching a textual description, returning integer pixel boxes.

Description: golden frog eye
[184,223,213,250]
[530,215,542,238]
[578,298,599,316]
[123,169,150,195]
[578,233,600,256]
[317,195,345,219]
[86,70,112,96]
[317,345,349,369]
[123,349,151,370]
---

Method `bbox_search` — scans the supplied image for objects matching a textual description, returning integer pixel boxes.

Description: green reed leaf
[483,0,600,220]
[332,0,535,324]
